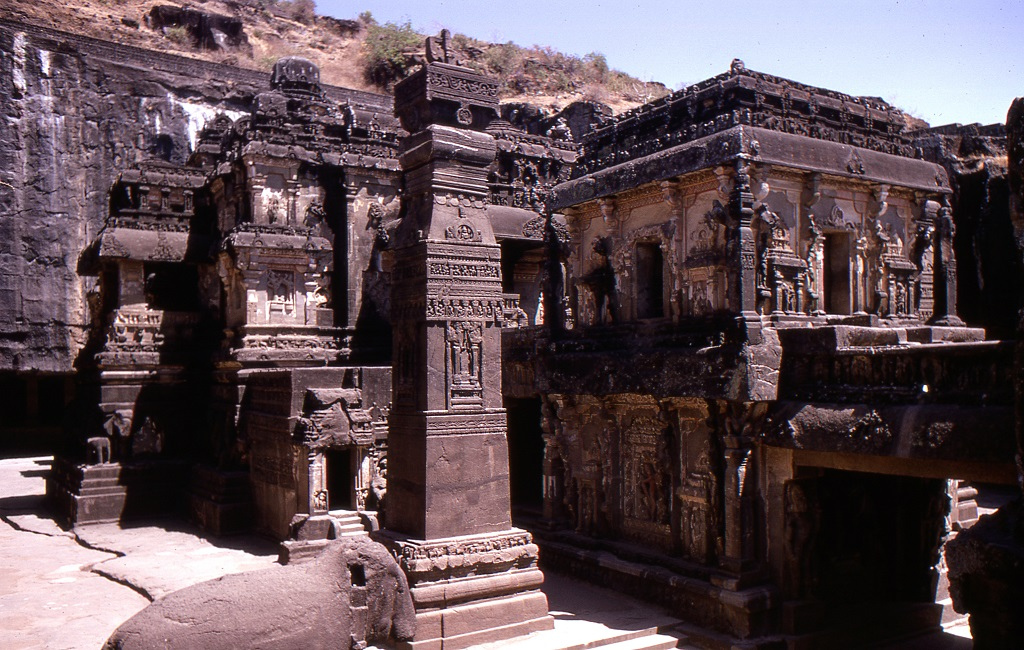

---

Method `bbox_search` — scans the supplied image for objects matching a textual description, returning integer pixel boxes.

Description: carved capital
[871,183,890,218]
[749,163,771,204]
[659,179,684,214]
[801,172,822,210]
[714,166,734,200]
[597,197,618,227]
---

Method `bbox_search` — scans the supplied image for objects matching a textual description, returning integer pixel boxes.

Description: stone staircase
[328,509,370,538]
[278,510,370,564]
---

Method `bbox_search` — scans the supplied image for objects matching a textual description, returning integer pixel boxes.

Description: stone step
[477,624,692,650]
[598,631,692,650]
[327,510,369,537]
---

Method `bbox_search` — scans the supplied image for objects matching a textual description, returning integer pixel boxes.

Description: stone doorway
[326,448,354,510]
[505,397,545,515]
[784,469,948,644]
[823,232,852,314]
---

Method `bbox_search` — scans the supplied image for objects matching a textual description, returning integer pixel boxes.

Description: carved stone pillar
[722,434,755,573]
[931,197,964,326]
[376,45,552,649]
[732,159,759,315]
[539,397,565,526]
[660,179,684,322]
[711,401,767,577]
[914,199,938,320]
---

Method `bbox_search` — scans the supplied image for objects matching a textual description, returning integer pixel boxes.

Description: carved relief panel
[621,414,672,545]
[681,194,729,316]
[446,320,484,409]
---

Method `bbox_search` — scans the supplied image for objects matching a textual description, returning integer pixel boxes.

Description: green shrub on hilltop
[363,19,422,87]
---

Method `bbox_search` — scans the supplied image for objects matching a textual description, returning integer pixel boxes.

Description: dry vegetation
[4,0,668,113]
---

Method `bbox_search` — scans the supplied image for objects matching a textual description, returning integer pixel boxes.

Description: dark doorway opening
[787,468,948,645]
[635,242,664,319]
[823,233,851,315]
[505,397,545,516]
[326,448,353,510]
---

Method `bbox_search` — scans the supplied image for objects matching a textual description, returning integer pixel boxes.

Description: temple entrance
[823,233,852,314]
[635,242,665,319]
[505,397,545,516]
[326,448,354,510]
[785,468,948,645]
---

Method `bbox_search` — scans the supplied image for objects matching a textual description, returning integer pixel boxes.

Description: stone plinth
[47,457,188,526]
[375,529,551,650]
[189,465,253,536]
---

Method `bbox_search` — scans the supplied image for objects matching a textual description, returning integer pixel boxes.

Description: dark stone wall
[914,124,1020,336]
[0,19,390,372]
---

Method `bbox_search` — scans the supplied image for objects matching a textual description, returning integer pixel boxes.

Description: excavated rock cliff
[0,19,389,371]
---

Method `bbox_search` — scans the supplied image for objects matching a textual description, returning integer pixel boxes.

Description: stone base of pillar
[189,465,253,536]
[374,528,553,650]
[47,457,188,526]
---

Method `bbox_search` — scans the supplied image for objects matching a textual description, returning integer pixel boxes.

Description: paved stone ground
[0,456,279,650]
[0,457,977,649]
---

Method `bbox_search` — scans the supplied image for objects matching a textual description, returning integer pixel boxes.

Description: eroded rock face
[103,536,414,650]
[0,22,256,371]
[913,123,1018,335]
[146,6,250,52]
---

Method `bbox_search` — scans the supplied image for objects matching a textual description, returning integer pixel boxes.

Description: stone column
[931,197,965,326]
[732,159,758,315]
[376,46,552,650]
[732,159,765,344]
[914,199,938,320]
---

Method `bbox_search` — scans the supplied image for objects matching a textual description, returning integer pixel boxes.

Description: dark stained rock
[0,19,393,373]
[146,6,249,52]
[945,499,1024,650]
[913,123,1019,336]
[103,536,414,650]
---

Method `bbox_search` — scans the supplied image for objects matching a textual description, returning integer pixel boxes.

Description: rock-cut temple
[2,19,1024,650]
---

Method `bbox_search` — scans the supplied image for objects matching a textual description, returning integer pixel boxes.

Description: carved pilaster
[661,180,685,322]
[931,196,964,325]
[732,159,758,315]
[709,401,769,577]
[914,198,938,321]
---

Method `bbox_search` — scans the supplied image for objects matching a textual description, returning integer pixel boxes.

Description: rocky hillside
[4,0,669,113]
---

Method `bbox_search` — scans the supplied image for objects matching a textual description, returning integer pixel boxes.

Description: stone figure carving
[447,321,484,397]
[304,200,325,228]
[785,481,819,598]
[86,436,111,465]
[579,237,618,324]
[103,410,133,461]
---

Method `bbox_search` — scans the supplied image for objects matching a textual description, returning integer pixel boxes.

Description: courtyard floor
[0,456,975,649]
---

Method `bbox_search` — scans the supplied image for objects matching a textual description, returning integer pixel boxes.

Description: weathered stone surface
[914,123,1018,335]
[943,96,1024,650]
[946,500,1024,650]
[103,536,414,650]
[0,19,393,372]
[146,6,250,52]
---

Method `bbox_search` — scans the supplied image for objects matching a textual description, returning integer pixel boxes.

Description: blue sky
[317,0,1022,127]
